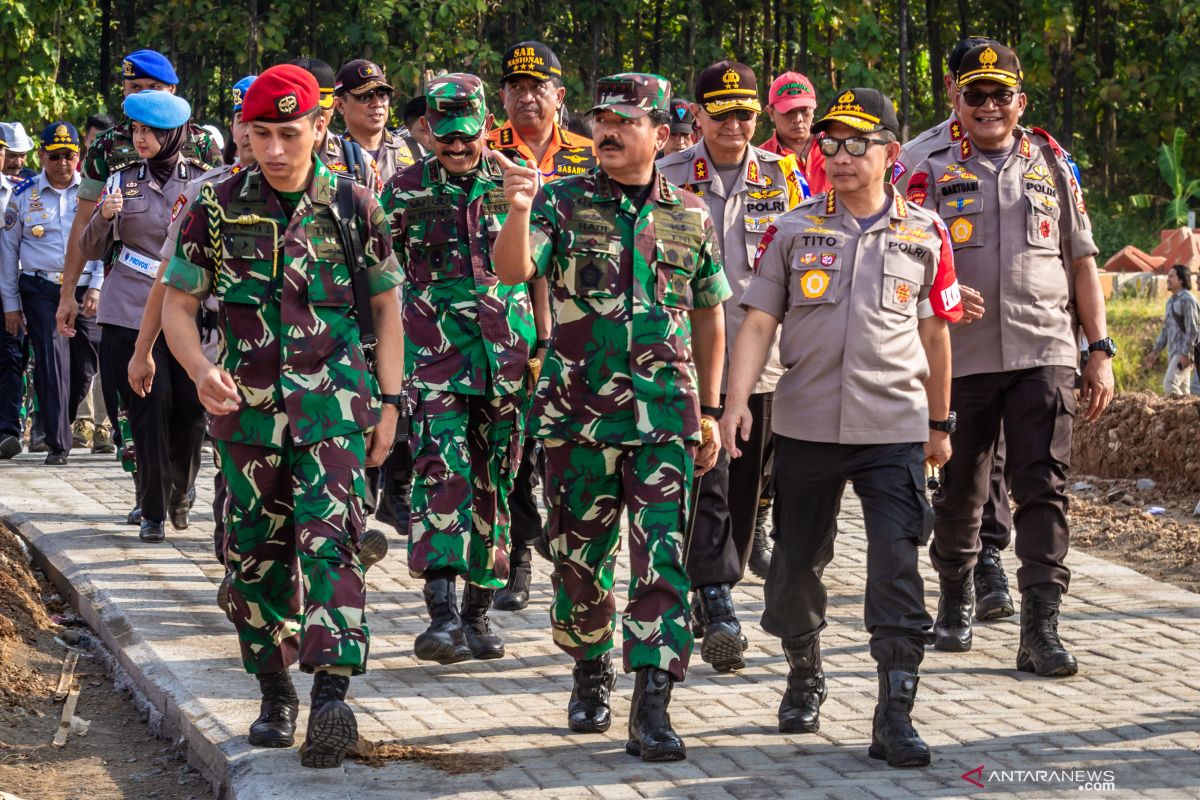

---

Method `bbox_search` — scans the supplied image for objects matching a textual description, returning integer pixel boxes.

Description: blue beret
[232,75,257,113]
[123,90,191,130]
[120,50,179,85]
[40,121,80,152]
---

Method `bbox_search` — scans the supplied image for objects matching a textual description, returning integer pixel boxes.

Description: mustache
[598,138,623,149]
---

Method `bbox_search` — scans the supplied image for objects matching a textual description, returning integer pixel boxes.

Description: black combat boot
[778,634,826,733]
[414,572,472,664]
[868,637,930,768]
[567,653,616,733]
[493,540,531,611]
[1016,584,1078,677]
[461,583,505,660]
[698,584,746,672]
[933,574,974,652]
[625,668,685,761]
[168,487,196,531]
[747,497,773,579]
[868,668,931,767]
[357,528,390,571]
[299,671,357,769]
[248,671,299,748]
[690,591,706,639]
[974,544,1015,620]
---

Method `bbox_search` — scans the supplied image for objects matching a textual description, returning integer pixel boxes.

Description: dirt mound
[1073,392,1200,493]
[0,524,54,643]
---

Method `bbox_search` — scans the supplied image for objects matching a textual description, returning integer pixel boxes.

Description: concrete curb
[1,501,237,799]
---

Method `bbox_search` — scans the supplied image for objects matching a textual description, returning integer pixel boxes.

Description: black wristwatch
[701,404,724,419]
[1087,337,1117,358]
[929,411,957,434]
[379,393,405,408]
[535,338,552,350]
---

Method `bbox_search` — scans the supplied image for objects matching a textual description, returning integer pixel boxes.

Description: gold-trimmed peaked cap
[696,60,761,115]
[956,42,1023,88]
[812,87,900,136]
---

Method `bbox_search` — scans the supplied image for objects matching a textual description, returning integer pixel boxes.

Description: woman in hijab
[80,89,208,543]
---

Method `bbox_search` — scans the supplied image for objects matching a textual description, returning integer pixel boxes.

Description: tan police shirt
[658,141,806,394]
[742,188,963,444]
[906,127,1098,378]
[891,114,961,193]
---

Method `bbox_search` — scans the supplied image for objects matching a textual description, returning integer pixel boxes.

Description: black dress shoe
[44,450,69,466]
[0,435,20,459]
[169,487,196,530]
[125,506,143,526]
[139,520,166,543]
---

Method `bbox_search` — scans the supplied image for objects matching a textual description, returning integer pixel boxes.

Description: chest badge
[800,269,830,299]
[578,261,603,290]
[820,252,836,267]
[894,282,912,305]
[31,224,45,238]
[949,217,974,244]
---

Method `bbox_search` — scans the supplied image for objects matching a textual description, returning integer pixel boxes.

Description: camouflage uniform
[162,157,402,674]
[382,150,535,589]
[528,165,731,679]
[77,122,222,202]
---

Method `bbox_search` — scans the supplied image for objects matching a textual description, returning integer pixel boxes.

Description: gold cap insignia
[979,47,999,68]
[359,65,378,78]
[838,90,855,104]
[277,94,298,114]
[232,88,243,106]
[54,124,69,141]
[122,60,134,77]
[722,69,741,89]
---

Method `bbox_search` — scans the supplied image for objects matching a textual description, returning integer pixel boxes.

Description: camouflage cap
[424,73,487,138]
[589,73,671,119]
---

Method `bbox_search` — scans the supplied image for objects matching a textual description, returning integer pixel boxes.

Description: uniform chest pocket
[565,238,621,298]
[938,193,984,250]
[215,263,273,305]
[788,250,842,307]
[120,194,151,215]
[308,257,355,306]
[405,223,466,283]
[881,253,925,316]
[1026,195,1061,250]
[655,240,697,309]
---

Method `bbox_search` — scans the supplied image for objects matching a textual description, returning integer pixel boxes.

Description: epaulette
[752,145,784,163]
[656,148,694,168]
[1029,127,1067,159]
[11,176,35,197]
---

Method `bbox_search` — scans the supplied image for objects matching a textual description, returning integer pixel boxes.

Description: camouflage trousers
[407,389,525,588]
[216,434,369,676]
[543,438,695,681]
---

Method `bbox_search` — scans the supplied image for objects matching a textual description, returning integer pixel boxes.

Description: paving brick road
[2,450,1198,798]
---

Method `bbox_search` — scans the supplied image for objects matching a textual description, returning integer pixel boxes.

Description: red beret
[241,64,320,123]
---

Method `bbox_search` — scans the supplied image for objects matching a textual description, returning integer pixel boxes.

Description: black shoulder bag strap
[332,175,376,363]
[1039,142,1078,331]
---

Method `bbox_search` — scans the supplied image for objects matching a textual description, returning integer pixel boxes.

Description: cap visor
[505,69,552,82]
[43,143,79,152]
[430,115,484,138]
[319,93,335,109]
[669,123,693,134]
[589,103,653,119]
[702,99,762,115]
[770,96,817,113]
[350,80,394,95]
[812,114,884,134]
[957,70,1020,87]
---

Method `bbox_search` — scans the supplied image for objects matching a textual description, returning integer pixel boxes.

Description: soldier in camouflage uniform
[382,74,535,664]
[494,73,729,762]
[159,65,405,770]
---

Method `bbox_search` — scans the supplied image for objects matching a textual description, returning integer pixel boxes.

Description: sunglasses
[433,131,482,144]
[46,152,78,161]
[960,89,1016,107]
[817,136,890,157]
[348,89,392,104]
[709,109,756,122]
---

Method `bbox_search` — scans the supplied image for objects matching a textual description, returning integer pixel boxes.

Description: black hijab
[146,124,188,186]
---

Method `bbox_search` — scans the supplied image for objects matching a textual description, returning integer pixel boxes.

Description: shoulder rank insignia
[693,157,709,181]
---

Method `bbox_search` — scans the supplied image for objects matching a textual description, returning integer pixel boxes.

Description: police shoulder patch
[3,206,16,230]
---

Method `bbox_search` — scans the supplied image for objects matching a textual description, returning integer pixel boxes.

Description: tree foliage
[1,0,1197,204]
